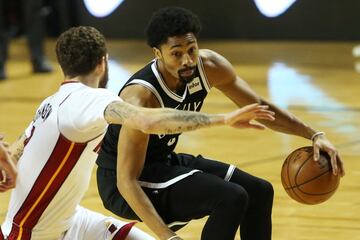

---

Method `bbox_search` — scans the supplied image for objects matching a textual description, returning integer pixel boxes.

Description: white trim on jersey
[151,61,187,102]
[138,169,201,189]
[127,79,165,107]
[167,221,189,228]
[197,57,211,93]
[224,164,236,182]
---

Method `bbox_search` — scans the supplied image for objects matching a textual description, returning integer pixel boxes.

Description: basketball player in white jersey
[0,26,276,240]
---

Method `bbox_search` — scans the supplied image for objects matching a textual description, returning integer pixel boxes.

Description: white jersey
[2,82,120,240]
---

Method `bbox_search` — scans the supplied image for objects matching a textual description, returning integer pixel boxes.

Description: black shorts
[97,153,235,225]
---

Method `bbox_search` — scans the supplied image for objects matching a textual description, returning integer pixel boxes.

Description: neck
[64,73,99,88]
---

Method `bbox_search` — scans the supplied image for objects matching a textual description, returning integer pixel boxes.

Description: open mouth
[180,69,194,77]
[179,67,196,77]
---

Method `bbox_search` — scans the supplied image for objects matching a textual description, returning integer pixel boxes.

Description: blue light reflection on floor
[267,62,358,140]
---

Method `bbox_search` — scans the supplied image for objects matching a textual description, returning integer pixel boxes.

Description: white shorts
[1,206,155,240]
[62,206,155,240]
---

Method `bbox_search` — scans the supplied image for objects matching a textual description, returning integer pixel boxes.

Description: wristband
[311,132,325,141]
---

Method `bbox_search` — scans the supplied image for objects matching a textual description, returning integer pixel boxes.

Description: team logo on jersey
[34,103,52,122]
[187,77,202,94]
[167,138,176,146]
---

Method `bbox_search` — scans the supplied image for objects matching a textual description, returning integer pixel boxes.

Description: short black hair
[145,7,202,48]
[56,26,107,78]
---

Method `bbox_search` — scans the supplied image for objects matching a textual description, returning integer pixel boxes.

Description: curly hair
[56,26,107,78]
[145,7,202,48]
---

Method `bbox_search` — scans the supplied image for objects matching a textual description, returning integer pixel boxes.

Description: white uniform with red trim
[1,82,154,240]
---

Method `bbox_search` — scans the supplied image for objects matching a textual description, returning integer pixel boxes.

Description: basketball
[281,146,340,204]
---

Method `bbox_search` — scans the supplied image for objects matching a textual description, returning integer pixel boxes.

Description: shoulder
[61,86,120,116]
[74,85,119,102]
[82,85,115,95]
[37,95,54,108]
[200,49,233,70]
[199,49,236,86]
[120,84,161,108]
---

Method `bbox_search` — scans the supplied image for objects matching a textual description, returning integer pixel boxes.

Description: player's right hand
[224,103,275,130]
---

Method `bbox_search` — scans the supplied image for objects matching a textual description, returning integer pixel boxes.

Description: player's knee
[257,179,274,201]
[247,179,274,212]
[221,184,249,212]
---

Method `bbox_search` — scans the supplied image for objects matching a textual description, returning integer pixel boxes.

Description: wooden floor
[1,39,360,239]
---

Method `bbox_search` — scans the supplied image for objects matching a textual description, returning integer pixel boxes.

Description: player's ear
[95,56,106,75]
[100,56,107,70]
[153,47,162,60]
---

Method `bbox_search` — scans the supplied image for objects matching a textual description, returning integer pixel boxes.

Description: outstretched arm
[104,100,275,135]
[202,49,344,176]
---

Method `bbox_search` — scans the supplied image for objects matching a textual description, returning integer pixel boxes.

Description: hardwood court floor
[0,39,360,240]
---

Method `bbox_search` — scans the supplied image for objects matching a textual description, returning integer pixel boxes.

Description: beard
[178,66,197,84]
[98,60,109,88]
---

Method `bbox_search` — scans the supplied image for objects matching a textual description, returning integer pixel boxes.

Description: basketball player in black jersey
[96,7,345,240]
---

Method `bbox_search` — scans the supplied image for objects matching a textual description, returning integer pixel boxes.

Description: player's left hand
[224,103,275,129]
[312,134,345,177]
[0,137,17,192]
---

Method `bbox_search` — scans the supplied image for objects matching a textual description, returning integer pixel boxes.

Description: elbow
[137,119,154,134]
[134,112,159,134]
[140,121,159,134]
[116,173,137,196]
[127,108,166,134]
[116,174,128,194]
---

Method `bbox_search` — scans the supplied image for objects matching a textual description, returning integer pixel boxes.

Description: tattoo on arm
[160,110,211,134]
[10,134,25,164]
[105,101,137,124]
[105,101,217,134]
[11,147,23,164]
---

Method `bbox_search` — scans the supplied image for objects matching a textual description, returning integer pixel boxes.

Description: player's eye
[172,51,182,58]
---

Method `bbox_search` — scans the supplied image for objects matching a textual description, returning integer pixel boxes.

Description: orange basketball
[281,146,340,204]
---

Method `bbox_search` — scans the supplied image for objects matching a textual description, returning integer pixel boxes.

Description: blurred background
[0,1,359,239]
[3,0,360,40]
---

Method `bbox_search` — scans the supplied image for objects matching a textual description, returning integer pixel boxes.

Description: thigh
[229,167,272,194]
[152,172,245,224]
[178,153,271,194]
[63,206,154,240]
[175,153,234,180]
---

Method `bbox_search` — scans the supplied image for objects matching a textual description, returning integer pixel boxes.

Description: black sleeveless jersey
[97,58,211,169]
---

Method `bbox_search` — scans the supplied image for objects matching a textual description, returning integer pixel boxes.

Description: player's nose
[181,54,193,66]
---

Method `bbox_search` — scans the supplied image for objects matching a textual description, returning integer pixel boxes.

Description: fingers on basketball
[281,146,340,205]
